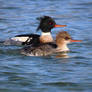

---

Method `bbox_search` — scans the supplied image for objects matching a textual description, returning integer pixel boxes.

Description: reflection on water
[0,0,92,92]
[56,52,69,58]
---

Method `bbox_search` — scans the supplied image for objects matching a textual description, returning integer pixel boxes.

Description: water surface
[0,0,92,92]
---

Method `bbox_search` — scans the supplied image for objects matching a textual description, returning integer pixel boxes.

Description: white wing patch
[27,37,33,42]
[11,37,29,42]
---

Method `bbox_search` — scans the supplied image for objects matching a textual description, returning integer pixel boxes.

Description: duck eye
[49,22,53,25]
[65,37,70,40]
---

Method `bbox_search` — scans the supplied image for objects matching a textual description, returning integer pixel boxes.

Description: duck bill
[54,24,67,27]
[70,39,82,42]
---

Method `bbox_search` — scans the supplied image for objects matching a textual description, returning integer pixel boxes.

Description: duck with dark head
[3,16,66,46]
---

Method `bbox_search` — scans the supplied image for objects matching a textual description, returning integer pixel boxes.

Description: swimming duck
[3,16,66,46]
[21,31,82,56]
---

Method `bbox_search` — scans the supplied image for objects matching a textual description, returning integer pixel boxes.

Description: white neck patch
[56,44,69,52]
[41,32,52,36]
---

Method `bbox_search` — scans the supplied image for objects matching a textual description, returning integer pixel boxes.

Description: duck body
[21,42,57,56]
[4,34,40,45]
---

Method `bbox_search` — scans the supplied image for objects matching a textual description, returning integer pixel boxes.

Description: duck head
[56,31,82,52]
[37,16,66,33]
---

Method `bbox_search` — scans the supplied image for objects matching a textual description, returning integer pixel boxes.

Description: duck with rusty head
[21,31,82,56]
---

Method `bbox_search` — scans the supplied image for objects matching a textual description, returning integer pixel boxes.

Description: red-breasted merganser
[3,16,66,46]
[21,31,82,56]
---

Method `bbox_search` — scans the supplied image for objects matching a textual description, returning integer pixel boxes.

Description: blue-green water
[0,0,92,92]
